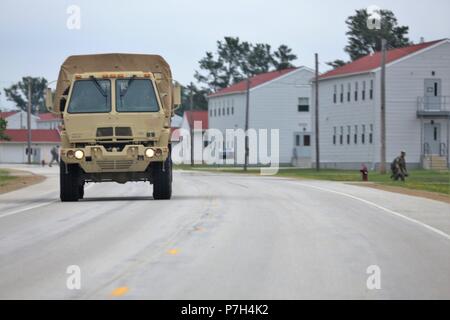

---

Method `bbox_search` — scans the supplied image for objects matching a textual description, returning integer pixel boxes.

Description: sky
[0,0,449,109]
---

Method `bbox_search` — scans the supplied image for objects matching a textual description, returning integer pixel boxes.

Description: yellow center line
[111,286,129,297]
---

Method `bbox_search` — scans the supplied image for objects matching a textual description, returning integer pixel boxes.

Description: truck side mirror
[60,97,67,112]
[172,83,181,109]
[45,88,54,112]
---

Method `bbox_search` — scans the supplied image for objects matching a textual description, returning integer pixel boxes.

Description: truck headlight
[145,148,155,158]
[74,150,84,160]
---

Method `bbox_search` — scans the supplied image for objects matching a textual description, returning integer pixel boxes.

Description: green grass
[175,165,450,195]
[0,169,17,187]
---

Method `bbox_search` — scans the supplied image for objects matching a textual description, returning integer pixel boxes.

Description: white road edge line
[0,201,57,219]
[0,183,95,219]
[294,182,450,241]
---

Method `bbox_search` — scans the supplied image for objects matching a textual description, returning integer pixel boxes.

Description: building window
[295,134,300,147]
[354,82,358,101]
[227,107,230,115]
[210,109,212,117]
[369,124,373,144]
[214,109,216,117]
[231,107,234,115]
[370,80,374,100]
[347,83,351,102]
[218,108,221,116]
[362,124,366,144]
[362,81,366,100]
[340,126,344,145]
[298,97,309,112]
[347,126,351,144]
[222,108,225,115]
[340,84,344,103]
[304,135,311,147]
[333,127,336,145]
[354,125,358,144]
[333,85,337,104]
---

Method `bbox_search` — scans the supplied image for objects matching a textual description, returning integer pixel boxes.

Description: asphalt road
[0,165,449,299]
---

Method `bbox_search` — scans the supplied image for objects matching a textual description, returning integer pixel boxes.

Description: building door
[424,123,441,155]
[424,79,441,110]
[294,133,311,158]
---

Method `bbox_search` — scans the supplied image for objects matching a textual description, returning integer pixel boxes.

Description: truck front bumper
[61,145,169,173]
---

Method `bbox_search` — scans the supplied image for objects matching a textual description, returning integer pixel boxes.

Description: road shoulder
[350,182,450,204]
[0,169,46,195]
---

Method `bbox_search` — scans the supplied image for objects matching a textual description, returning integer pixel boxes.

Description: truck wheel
[78,183,85,200]
[60,161,81,202]
[152,156,172,200]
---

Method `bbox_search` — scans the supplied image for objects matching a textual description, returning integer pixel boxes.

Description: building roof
[1,129,60,143]
[38,113,61,121]
[208,68,298,98]
[319,39,448,80]
[0,111,18,119]
[184,110,208,130]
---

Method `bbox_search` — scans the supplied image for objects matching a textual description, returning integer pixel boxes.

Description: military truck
[45,54,181,202]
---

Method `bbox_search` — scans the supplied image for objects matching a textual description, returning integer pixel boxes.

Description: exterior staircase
[422,155,448,171]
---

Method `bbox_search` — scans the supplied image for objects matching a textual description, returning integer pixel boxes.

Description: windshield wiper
[120,76,136,98]
[89,76,107,98]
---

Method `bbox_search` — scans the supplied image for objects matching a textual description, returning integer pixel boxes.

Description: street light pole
[380,39,387,174]
[27,80,32,165]
[244,78,250,171]
[315,53,320,171]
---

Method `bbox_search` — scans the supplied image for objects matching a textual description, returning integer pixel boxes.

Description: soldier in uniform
[390,151,408,181]
[49,146,60,167]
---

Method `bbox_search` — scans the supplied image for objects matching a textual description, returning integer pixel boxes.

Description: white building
[0,111,62,130]
[207,67,315,166]
[0,129,60,163]
[0,111,61,163]
[0,111,38,129]
[312,39,450,170]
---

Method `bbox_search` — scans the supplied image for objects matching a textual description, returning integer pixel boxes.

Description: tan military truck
[45,54,181,201]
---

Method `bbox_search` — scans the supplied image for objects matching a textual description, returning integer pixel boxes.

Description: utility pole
[244,78,250,171]
[27,80,32,165]
[380,39,387,174]
[315,53,320,171]
[189,84,194,166]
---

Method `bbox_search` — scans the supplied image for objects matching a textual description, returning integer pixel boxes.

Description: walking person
[390,151,408,181]
[49,146,60,167]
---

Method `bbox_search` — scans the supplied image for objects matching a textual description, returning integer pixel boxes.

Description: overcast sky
[0,0,449,109]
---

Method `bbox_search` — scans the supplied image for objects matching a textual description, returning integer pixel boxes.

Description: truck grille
[97,127,113,137]
[115,127,132,136]
[97,160,134,170]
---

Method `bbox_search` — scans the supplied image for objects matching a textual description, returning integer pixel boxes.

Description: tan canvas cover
[55,53,172,111]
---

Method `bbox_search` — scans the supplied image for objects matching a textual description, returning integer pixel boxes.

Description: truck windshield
[67,79,111,113]
[116,79,159,112]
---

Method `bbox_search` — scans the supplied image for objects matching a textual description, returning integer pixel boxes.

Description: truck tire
[60,161,81,202]
[152,155,172,200]
[78,183,85,200]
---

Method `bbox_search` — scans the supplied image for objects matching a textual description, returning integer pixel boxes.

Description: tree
[176,82,208,116]
[195,37,298,91]
[3,77,48,114]
[242,43,274,76]
[0,118,9,141]
[273,45,297,70]
[326,59,348,69]
[344,9,410,61]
